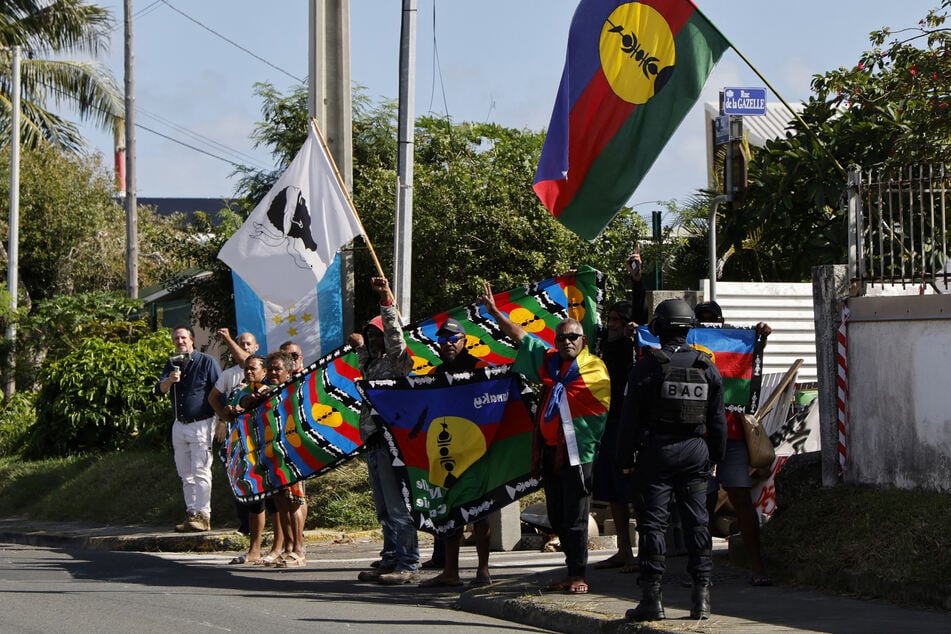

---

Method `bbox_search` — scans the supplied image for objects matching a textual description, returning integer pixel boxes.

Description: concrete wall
[845,294,951,492]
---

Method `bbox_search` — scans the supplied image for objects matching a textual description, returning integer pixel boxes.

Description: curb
[458,580,676,634]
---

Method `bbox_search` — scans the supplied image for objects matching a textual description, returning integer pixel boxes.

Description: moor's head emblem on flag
[601,2,676,105]
[250,185,319,270]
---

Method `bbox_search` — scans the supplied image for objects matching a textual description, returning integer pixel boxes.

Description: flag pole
[308,117,387,279]
[695,9,848,178]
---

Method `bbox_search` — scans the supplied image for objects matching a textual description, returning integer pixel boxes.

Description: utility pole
[5,46,20,400]
[393,0,416,322]
[310,0,354,336]
[124,0,138,298]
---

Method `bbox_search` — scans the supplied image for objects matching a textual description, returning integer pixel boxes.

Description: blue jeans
[366,442,419,572]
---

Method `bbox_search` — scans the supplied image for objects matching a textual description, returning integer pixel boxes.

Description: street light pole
[124,0,138,298]
[5,45,20,399]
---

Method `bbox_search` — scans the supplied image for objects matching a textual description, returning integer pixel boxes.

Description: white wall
[845,294,951,492]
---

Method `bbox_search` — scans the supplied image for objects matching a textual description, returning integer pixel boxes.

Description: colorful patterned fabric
[362,368,539,536]
[223,267,606,501]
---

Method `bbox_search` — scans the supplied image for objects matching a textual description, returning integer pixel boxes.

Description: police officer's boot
[626,578,665,622]
[690,583,711,620]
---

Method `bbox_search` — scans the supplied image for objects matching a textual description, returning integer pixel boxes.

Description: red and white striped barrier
[836,303,850,476]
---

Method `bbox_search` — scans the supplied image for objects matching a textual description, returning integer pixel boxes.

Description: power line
[158,0,304,84]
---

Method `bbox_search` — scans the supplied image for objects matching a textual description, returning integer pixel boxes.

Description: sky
[76,0,940,215]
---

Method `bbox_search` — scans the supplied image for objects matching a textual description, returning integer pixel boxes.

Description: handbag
[741,359,803,469]
[742,413,775,469]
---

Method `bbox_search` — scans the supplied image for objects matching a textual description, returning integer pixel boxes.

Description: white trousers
[171,417,215,517]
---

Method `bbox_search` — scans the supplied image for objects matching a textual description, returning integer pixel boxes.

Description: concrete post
[488,503,521,551]
[811,265,849,487]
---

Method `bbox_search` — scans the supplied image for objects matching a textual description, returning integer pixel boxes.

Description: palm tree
[0,0,122,151]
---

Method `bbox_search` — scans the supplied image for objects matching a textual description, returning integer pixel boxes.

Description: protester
[694,300,774,587]
[618,299,727,621]
[352,276,419,585]
[482,280,610,595]
[208,329,259,535]
[278,339,309,562]
[420,318,494,589]
[592,249,648,573]
[155,325,221,532]
[225,354,268,564]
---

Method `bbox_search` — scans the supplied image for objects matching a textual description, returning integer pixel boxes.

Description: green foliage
[26,329,172,458]
[0,391,36,458]
[304,459,376,530]
[0,144,182,305]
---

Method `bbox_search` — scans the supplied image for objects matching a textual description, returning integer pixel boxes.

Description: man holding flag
[482,281,610,596]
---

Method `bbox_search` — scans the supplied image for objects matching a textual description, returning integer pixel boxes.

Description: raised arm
[217,328,250,366]
[481,281,526,345]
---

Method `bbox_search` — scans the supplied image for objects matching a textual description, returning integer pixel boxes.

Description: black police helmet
[648,298,696,336]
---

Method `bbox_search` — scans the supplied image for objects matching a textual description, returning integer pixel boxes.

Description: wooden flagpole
[308,117,387,280]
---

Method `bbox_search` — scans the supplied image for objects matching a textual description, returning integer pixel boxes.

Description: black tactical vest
[651,348,711,432]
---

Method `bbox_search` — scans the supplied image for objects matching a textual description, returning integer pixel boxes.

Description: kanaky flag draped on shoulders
[361,369,540,536]
[218,120,363,362]
[535,0,730,240]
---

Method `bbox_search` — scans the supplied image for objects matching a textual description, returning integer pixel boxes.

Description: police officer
[617,298,727,621]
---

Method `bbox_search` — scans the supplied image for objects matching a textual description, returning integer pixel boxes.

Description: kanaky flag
[218,120,363,361]
[361,369,540,536]
[535,0,730,240]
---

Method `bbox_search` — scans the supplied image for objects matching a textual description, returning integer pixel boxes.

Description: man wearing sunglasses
[279,340,306,374]
[481,281,610,597]
[420,318,494,589]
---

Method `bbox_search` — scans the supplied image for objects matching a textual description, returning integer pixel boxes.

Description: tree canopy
[0,0,122,151]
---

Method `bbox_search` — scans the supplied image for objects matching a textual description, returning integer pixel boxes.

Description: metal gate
[849,165,950,293]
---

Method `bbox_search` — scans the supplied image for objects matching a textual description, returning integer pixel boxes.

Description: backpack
[650,348,712,432]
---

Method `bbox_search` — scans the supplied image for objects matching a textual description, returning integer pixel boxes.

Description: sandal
[274,552,307,568]
[749,573,773,587]
[255,554,278,566]
[568,580,589,594]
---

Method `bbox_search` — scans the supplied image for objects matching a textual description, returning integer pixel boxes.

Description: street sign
[722,87,767,116]
[714,115,729,145]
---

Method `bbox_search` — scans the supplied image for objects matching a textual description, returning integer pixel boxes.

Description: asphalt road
[0,541,557,634]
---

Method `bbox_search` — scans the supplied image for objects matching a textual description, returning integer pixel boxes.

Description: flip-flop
[468,576,493,587]
[229,554,248,565]
[256,553,278,566]
[275,552,307,568]
[419,575,464,588]
[567,580,589,594]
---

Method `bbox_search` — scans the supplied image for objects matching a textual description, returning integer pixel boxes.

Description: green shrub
[25,330,172,458]
[0,391,36,458]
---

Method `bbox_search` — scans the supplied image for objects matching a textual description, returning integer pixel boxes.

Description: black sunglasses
[555,332,584,343]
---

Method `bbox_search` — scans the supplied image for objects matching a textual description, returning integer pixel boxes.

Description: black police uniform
[617,334,726,619]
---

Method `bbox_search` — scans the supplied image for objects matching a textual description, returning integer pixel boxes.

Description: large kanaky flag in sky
[218,120,363,362]
[534,0,730,240]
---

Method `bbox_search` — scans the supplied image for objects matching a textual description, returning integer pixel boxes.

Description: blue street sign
[722,87,767,116]
[714,115,729,145]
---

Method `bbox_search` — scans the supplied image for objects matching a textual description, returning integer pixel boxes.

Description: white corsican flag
[219,121,363,362]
